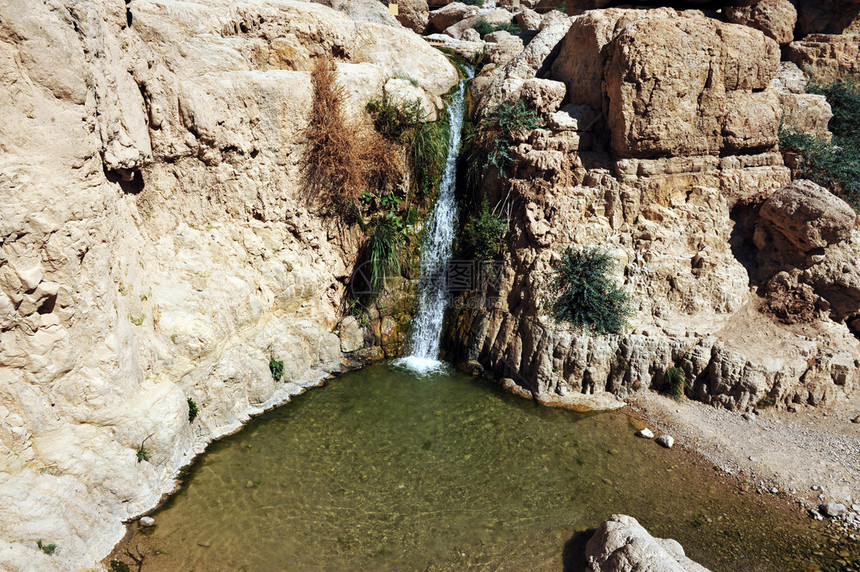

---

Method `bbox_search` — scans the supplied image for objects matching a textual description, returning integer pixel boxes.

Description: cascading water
[398,67,473,373]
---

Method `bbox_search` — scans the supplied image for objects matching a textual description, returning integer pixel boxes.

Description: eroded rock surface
[0,0,456,569]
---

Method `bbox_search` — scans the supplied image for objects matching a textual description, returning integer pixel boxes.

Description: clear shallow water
[126,364,849,571]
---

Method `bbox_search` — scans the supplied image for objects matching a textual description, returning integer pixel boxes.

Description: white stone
[656,435,675,449]
[636,428,655,439]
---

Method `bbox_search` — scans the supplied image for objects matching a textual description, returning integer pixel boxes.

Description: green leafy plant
[664,366,690,401]
[187,397,199,423]
[411,117,450,196]
[472,18,522,38]
[478,98,543,179]
[463,200,507,261]
[269,357,284,382]
[549,247,633,335]
[36,539,57,555]
[780,75,860,209]
[368,215,403,292]
[136,443,150,463]
[460,0,484,5]
[367,95,425,141]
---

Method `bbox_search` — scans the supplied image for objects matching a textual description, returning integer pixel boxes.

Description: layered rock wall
[0,1,456,569]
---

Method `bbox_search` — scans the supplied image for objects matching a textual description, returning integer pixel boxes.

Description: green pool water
[122,363,854,571]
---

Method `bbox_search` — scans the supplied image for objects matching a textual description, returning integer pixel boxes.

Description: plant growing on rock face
[475,98,543,180]
[269,357,284,382]
[780,75,860,209]
[549,247,633,335]
[368,215,403,292]
[664,366,690,401]
[187,397,198,423]
[463,200,507,261]
[36,539,57,555]
[472,18,522,38]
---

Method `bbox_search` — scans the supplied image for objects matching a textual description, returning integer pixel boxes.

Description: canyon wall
[450,8,860,413]
[0,1,456,569]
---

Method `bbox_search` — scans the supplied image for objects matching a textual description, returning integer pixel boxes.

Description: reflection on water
[123,363,847,571]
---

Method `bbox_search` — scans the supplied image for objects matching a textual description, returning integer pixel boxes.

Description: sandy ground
[628,391,860,531]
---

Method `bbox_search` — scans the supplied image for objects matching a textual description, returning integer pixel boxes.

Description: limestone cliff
[449,8,860,414]
[0,1,456,569]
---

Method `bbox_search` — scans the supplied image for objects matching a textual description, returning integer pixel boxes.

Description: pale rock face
[760,180,857,252]
[586,514,711,572]
[444,9,513,38]
[725,0,798,45]
[0,0,457,570]
[484,31,526,67]
[770,62,833,139]
[515,7,544,31]
[520,78,567,115]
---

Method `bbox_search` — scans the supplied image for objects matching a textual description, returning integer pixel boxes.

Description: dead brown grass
[303,59,404,213]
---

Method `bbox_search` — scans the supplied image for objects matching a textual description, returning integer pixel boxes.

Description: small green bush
[780,75,860,209]
[367,96,425,141]
[463,200,507,261]
[269,358,284,382]
[110,560,131,572]
[368,215,403,292]
[479,98,543,179]
[36,539,57,555]
[550,247,633,335]
[136,443,149,463]
[472,18,522,38]
[664,367,690,401]
[460,0,484,5]
[187,397,199,423]
[411,115,450,196]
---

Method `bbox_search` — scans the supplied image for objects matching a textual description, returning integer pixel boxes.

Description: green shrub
[664,367,690,401]
[136,443,149,463]
[367,96,425,141]
[269,358,284,381]
[550,247,633,335]
[780,75,860,209]
[368,215,403,292]
[479,98,543,179]
[460,0,484,5]
[187,397,198,423]
[110,560,131,572]
[472,18,522,38]
[463,200,507,261]
[36,540,57,555]
[411,115,450,196]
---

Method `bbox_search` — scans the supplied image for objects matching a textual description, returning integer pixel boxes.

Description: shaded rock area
[0,0,457,569]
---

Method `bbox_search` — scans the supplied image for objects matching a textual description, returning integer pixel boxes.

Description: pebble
[139,516,155,527]
[636,428,655,439]
[771,488,779,494]
[852,416,860,424]
[820,502,847,517]
[749,456,757,462]
[656,435,674,449]
[743,412,755,421]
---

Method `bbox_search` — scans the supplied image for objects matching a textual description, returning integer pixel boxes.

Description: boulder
[428,2,479,32]
[600,11,781,158]
[585,514,711,572]
[484,31,526,67]
[760,180,857,252]
[394,0,430,34]
[515,7,543,31]
[725,0,798,45]
[520,78,567,115]
[312,0,401,26]
[786,34,860,83]
[820,502,847,517]
[444,9,513,38]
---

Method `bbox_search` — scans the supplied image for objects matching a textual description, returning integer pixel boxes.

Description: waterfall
[398,68,472,373]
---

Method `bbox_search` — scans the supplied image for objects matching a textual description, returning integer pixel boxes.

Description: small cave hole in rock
[105,168,146,194]
[729,202,763,289]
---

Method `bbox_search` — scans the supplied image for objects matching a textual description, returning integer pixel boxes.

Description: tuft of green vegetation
[109,560,131,572]
[368,215,403,292]
[36,540,57,556]
[756,395,777,409]
[549,247,633,335]
[187,397,198,423]
[472,18,522,38]
[779,75,860,209]
[460,0,484,5]
[463,200,507,261]
[367,96,425,141]
[136,443,149,463]
[269,358,284,382]
[664,366,690,401]
[478,98,543,180]
[411,118,450,196]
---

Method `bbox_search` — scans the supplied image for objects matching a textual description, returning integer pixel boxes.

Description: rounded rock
[636,428,655,439]
[139,516,156,527]
[656,435,675,449]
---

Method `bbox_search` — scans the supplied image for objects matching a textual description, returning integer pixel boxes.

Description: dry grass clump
[303,59,403,214]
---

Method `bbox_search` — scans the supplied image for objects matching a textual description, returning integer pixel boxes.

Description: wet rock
[637,428,655,439]
[139,517,155,527]
[585,514,711,571]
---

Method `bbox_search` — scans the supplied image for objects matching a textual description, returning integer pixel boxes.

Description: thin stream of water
[398,67,473,374]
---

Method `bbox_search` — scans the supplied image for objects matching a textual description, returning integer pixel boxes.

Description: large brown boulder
[725,0,797,44]
[552,10,781,159]
[394,0,430,34]
[760,180,857,252]
[428,2,479,32]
